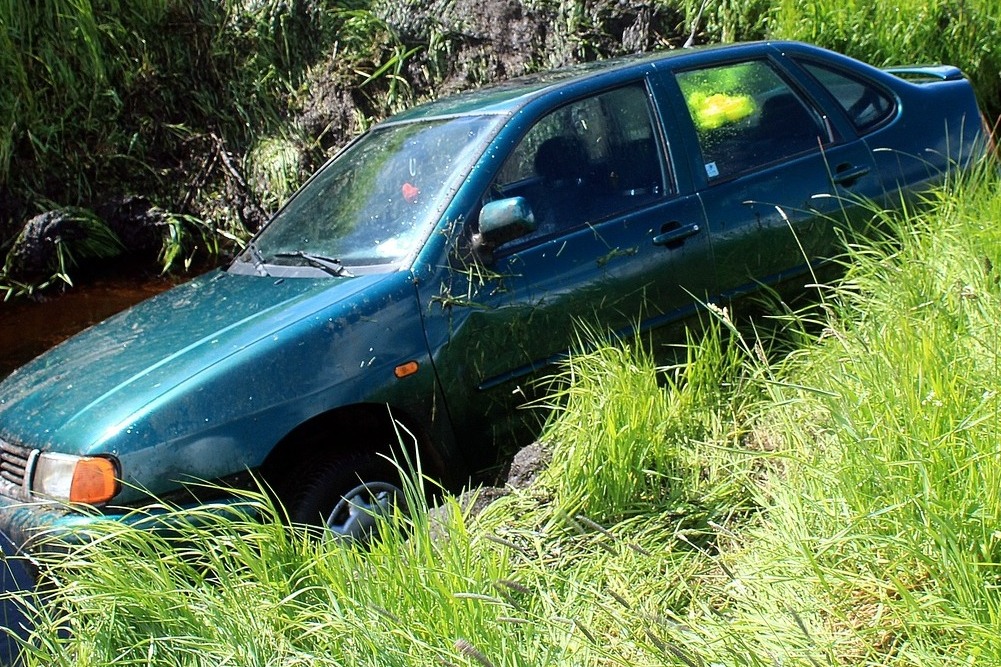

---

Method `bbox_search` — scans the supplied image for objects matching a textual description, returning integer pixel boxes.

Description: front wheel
[325,480,406,540]
[281,452,406,542]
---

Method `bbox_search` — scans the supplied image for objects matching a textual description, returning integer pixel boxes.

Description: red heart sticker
[402,182,420,203]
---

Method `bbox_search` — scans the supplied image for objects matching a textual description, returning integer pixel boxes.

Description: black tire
[281,451,405,542]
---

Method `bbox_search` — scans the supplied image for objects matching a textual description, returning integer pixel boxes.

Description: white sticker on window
[705,162,719,178]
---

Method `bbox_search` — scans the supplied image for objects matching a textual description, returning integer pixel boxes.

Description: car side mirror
[471,197,536,262]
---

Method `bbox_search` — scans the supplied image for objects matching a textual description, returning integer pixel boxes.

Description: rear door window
[675,59,828,182]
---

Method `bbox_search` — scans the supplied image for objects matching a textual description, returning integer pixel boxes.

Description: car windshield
[246,115,499,272]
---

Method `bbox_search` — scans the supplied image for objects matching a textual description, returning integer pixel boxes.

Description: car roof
[383,41,809,124]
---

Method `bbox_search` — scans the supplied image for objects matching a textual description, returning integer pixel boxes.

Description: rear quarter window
[797,60,895,133]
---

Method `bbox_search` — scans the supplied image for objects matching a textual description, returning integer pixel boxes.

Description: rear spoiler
[884,65,965,82]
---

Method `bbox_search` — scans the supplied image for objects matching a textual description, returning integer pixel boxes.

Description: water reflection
[0,277,184,379]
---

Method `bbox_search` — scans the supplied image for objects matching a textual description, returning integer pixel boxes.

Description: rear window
[798,61,895,133]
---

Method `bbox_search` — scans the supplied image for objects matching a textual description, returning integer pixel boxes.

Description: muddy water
[0,276,187,379]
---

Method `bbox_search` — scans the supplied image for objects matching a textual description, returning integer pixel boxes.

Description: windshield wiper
[274,251,353,277]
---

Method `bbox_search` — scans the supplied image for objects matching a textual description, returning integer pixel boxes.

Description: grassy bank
[7,166,1000,665]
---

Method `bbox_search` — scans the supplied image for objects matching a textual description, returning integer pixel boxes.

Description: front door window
[489,84,669,246]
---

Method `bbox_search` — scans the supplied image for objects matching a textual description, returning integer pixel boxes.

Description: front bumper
[0,482,262,558]
[0,488,114,552]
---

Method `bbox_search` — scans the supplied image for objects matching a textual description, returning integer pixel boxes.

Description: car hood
[0,269,393,453]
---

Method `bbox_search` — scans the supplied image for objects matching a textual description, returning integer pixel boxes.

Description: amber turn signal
[70,456,120,505]
[394,360,419,378]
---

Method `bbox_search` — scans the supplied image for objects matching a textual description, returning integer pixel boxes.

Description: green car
[0,41,988,548]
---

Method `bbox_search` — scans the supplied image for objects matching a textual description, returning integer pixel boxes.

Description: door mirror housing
[472,197,536,261]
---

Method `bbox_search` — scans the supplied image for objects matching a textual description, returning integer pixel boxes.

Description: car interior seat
[526,135,591,236]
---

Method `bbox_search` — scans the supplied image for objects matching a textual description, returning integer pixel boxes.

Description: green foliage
[158,212,221,273]
[245,134,306,213]
[0,0,340,235]
[537,323,757,524]
[338,10,424,115]
[768,0,1001,121]
[0,1,439,280]
[50,211,125,281]
[681,0,772,44]
[741,167,1001,662]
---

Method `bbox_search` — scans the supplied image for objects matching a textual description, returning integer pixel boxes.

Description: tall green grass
[0,1,340,244]
[769,0,1001,119]
[744,169,1001,662]
[0,1,431,289]
[536,323,758,524]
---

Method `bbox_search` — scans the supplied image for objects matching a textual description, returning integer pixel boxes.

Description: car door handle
[653,223,701,247]
[832,164,870,187]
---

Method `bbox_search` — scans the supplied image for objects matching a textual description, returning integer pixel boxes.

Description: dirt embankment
[300,0,686,151]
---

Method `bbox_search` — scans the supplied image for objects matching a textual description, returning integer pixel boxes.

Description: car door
[417,80,716,455]
[666,56,880,304]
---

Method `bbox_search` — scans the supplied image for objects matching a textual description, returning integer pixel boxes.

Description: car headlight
[32,452,120,505]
